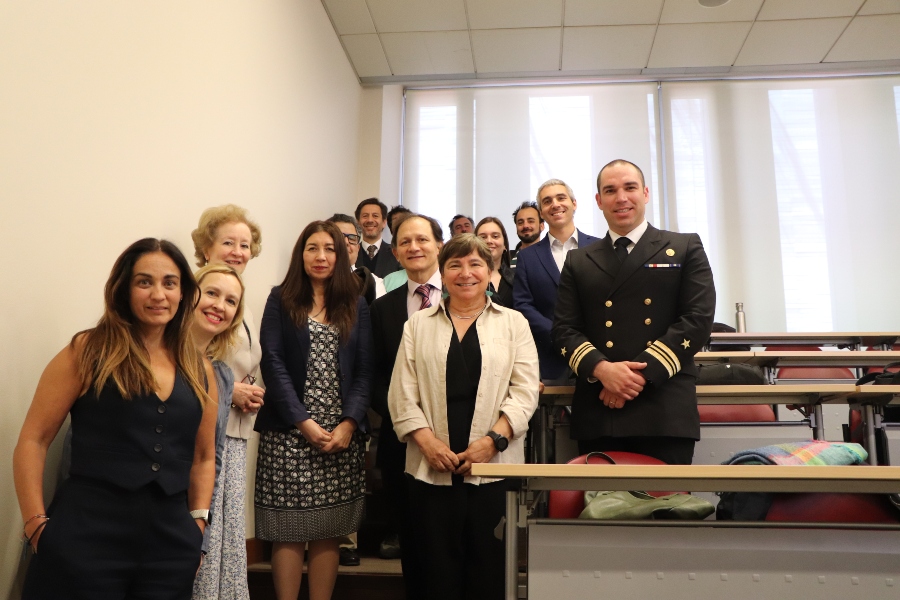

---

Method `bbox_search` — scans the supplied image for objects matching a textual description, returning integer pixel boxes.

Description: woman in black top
[475,217,515,308]
[14,238,218,600]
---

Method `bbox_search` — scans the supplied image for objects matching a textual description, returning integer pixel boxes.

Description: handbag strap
[857,362,900,385]
[584,451,616,465]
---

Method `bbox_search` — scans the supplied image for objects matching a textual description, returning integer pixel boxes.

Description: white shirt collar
[548,228,578,247]
[609,220,649,247]
[407,270,442,297]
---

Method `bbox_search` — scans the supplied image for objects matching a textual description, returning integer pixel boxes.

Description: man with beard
[509,201,544,269]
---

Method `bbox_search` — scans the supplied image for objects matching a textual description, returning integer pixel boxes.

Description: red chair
[766,491,900,524]
[547,452,683,519]
[767,344,856,381]
[699,404,775,422]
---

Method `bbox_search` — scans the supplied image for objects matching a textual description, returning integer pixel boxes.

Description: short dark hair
[326,213,362,237]
[391,213,445,249]
[354,197,388,221]
[597,159,646,192]
[386,205,412,234]
[450,214,473,229]
[511,201,543,225]
[438,233,494,274]
[475,216,511,269]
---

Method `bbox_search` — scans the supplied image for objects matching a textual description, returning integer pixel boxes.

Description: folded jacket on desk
[725,440,867,466]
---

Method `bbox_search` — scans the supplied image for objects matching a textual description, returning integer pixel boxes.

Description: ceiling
[321,0,900,84]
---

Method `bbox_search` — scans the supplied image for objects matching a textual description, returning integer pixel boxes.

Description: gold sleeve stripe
[645,346,676,378]
[569,342,595,376]
[652,341,682,373]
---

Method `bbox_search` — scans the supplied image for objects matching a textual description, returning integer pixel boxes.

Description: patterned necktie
[614,237,631,263]
[415,284,432,310]
[367,244,377,259]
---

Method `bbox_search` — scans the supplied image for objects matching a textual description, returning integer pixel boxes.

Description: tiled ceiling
[322,0,900,83]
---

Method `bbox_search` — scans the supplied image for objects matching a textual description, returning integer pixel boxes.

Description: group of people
[13,158,715,600]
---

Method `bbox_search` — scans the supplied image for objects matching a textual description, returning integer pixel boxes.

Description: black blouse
[445,311,482,455]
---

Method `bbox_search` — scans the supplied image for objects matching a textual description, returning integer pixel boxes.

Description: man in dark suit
[552,160,715,465]
[369,213,444,600]
[355,197,401,278]
[513,179,599,380]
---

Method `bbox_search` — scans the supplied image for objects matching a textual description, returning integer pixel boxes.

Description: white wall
[0,1,361,595]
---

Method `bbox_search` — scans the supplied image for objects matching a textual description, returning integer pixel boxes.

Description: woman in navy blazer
[254,221,372,600]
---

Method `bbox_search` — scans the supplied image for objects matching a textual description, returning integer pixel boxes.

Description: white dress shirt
[405,271,443,317]
[608,220,649,254]
[549,229,579,273]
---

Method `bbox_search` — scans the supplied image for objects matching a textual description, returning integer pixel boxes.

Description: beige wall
[0,1,362,595]
[356,84,404,210]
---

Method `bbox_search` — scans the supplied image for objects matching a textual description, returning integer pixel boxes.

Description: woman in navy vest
[14,238,218,600]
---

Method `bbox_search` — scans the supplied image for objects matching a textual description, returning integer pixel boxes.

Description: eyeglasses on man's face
[342,232,361,245]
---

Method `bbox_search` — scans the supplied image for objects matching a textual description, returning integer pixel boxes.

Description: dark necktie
[367,244,377,259]
[614,237,631,263]
[415,284,432,310]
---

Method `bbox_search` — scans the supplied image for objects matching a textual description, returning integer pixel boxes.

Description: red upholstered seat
[547,452,682,519]
[767,344,856,381]
[699,404,775,422]
[766,491,900,524]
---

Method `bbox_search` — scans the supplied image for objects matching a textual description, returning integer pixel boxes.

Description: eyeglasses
[242,374,257,386]
[342,233,361,245]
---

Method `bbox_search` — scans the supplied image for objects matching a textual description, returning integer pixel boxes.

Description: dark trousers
[24,477,203,600]
[379,429,426,600]
[577,436,696,465]
[408,477,509,600]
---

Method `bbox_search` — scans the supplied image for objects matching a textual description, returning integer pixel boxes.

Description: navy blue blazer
[512,229,599,380]
[255,287,373,434]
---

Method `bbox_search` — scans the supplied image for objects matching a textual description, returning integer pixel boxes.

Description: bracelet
[23,518,49,546]
[23,514,48,529]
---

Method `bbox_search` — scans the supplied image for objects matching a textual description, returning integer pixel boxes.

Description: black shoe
[378,533,401,559]
[339,547,360,566]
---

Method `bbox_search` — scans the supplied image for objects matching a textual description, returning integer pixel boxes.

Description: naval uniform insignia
[561,347,567,357]
[666,249,675,257]
[681,339,690,349]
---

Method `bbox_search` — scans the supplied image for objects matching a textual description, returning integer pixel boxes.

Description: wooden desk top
[708,332,900,347]
[697,350,900,368]
[540,384,858,405]
[470,463,900,493]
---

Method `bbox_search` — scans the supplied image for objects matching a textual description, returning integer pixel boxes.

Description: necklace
[448,303,487,320]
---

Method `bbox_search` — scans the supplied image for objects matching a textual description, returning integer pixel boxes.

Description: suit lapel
[388,285,409,328]
[608,225,666,295]
[586,234,620,279]
[535,236,560,285]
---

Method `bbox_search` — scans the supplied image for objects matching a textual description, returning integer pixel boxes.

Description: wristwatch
[487,430,509,452]
[190,509,210,524]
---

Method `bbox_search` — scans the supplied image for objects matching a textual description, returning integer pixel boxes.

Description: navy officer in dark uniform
[552,159,715,465]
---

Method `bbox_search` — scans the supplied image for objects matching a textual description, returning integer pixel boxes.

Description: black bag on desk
[856,362,900,422]
[697,362,766,385]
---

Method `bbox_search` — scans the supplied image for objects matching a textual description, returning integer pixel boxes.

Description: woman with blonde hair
[191,205,263,600]
[190,264,246,599]
[15,238,218,599]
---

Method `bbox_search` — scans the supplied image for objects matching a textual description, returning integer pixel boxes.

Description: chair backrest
[766,491,900,523]
[547,452,678,519]
[699,404,776,423]
[766,345,856,381]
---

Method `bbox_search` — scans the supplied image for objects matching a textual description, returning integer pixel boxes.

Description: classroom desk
[697,350,900,369]
[707,332,900,349]
[471,463,900,600]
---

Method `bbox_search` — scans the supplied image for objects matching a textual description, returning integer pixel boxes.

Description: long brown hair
[475,216,511,268]
[194,263,246,361]
[280,221,358,340]
[72,238,211,408]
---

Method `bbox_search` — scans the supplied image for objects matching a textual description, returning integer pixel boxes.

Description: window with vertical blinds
[403,76,900,331]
